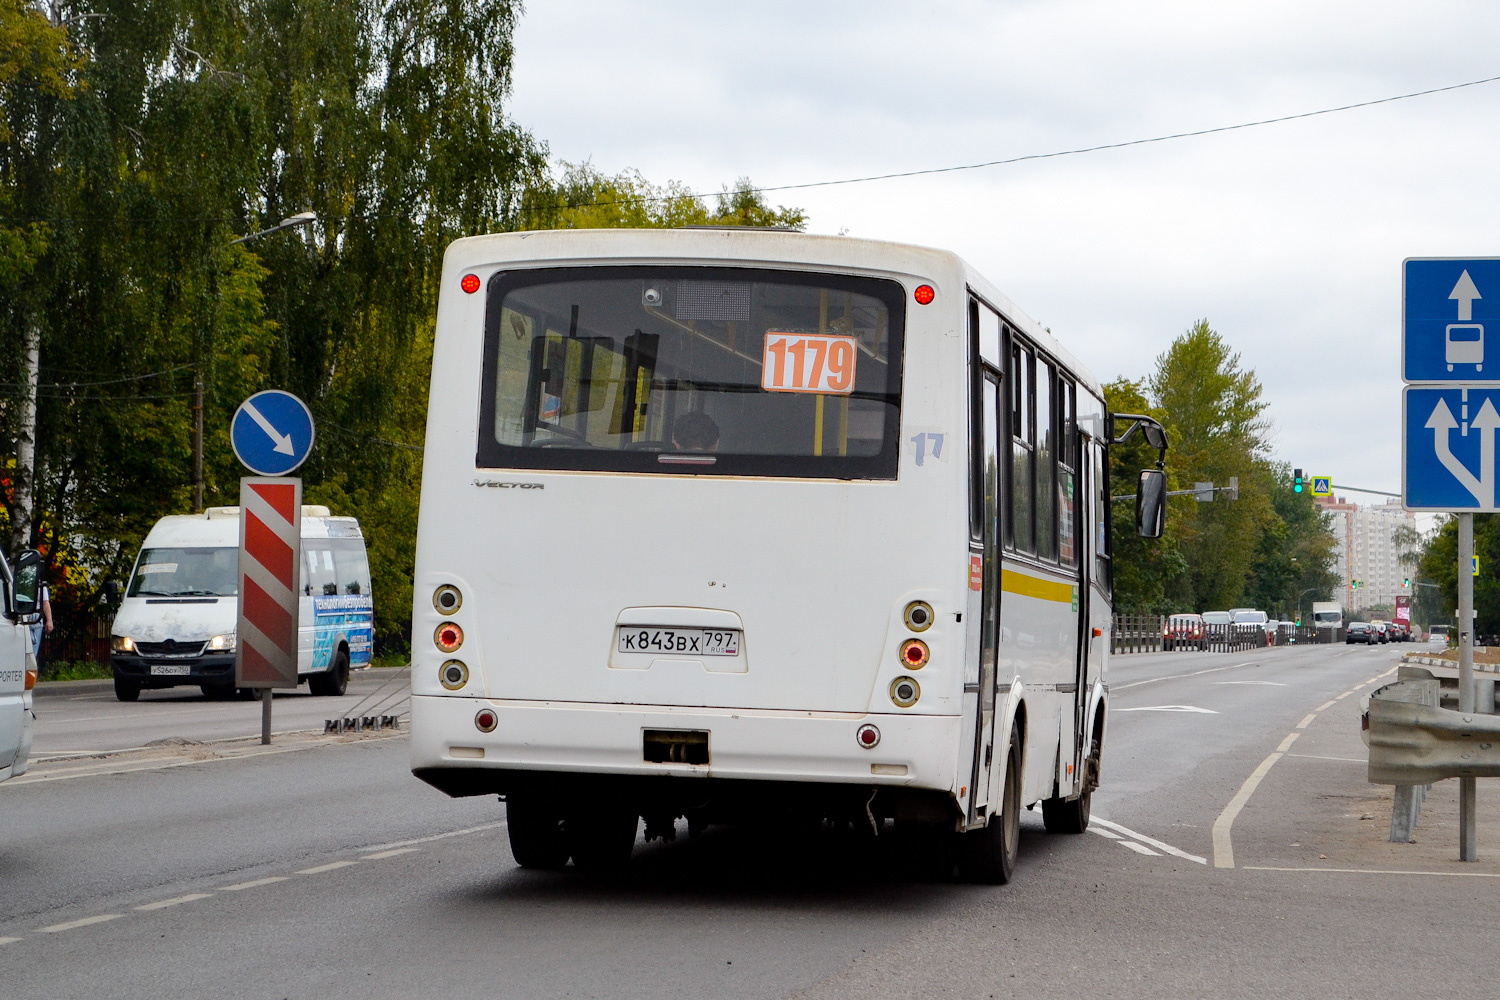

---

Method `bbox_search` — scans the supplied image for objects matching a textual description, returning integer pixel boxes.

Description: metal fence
[1111,614,1166,654]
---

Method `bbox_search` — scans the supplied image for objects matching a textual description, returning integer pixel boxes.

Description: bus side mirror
[12,549,41,619]
[1136,469,1166,539]
[104,580,121,609]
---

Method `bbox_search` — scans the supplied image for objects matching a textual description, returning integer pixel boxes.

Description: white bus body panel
[413,229,1108,819]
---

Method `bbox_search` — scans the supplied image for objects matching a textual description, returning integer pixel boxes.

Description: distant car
[1164,613,1206,651]
[1346,622,1375,644]
[1428,630,1449,646]
[1388,623,1409,642]
[1370,622,1390,644]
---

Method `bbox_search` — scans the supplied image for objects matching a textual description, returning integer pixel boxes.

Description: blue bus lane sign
[1404,385,1500,510]
[1404,258,1500,383]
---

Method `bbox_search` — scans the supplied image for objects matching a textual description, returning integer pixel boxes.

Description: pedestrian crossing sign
[1311,476,1332,497]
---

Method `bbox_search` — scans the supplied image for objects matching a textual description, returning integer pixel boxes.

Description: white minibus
[109,506,374,701]
[410,229,1164,882]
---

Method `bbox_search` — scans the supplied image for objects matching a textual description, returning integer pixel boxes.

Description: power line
[3,71,1498,225]
[0,364,194,389]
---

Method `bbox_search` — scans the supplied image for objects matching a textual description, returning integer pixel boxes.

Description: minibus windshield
[127,547,238,597]
[477,267,905,478]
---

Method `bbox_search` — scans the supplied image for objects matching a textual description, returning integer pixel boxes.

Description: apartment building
[1315,496,1415,613]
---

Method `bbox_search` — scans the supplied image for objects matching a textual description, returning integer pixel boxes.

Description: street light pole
[193,212,317,511]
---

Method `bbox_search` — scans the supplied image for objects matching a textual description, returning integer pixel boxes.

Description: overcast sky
[507,0,1500,506]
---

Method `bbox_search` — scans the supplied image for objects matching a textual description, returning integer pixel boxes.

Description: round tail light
[856,724,881,749]
[433,585,462,614]
[913,284,935,305]
[474,708,498,732]
[903,601,934,632]
[461,273,481,294]
[890,676,920,708]
[440,659,469,691]
[899,638,929,669]
[435,622,464,653]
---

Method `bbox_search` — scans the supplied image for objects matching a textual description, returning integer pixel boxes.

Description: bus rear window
[476,267,904,478]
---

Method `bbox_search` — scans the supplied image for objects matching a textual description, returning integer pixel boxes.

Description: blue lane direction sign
[1404,385,1500,510]
[231,390,315,476]
[1404,258,1500,383]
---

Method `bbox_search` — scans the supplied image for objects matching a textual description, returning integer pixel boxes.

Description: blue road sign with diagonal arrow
[1404,385,1500,510]
[231,390,315,476]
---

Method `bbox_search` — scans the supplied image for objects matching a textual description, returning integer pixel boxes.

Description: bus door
[1066,414,1092,795]
[966,301,1003,822]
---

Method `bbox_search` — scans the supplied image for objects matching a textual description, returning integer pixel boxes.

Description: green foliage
[1109,320,1339,617]
[37,659,112,683]
[1416,515,1500,635]
[529,162,807,231]
[1,3,807,657]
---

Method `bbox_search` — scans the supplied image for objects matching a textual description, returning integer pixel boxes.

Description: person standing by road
[30,580,52,662]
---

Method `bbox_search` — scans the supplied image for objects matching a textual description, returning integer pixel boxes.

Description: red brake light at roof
[913,284,935,305]
[461,273,481,294]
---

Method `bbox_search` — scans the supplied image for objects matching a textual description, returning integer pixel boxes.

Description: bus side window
[1036,359,1056,561]
[1092,439,1111,591]
[332,540,373,597]
[305,545,337,597]
[1010,341,1035,555]
[1058,378,1077,567]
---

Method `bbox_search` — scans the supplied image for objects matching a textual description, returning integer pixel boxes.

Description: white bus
[410,229,1165,882]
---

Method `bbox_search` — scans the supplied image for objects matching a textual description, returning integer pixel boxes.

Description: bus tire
[507,796,571,869]
[311,649,350,697]
[200,682,234,700]
[1041,790,1090,834]
[114,677,141,702]
[956,725,1021,884]
[567,808,638,872]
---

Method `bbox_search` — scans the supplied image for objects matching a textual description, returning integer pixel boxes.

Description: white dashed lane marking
[362,847,421,860]
[37,914,123,933]
[134,893,213,912]
[220,876,290,891]
[1116,705,1219,714]
[297,860,360,875]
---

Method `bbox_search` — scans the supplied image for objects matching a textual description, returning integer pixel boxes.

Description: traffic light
[1296,616,1302,626]
[1293,468,1304,493]
[1404,577,1410,588]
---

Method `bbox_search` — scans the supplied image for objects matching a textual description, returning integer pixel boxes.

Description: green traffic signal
[1293,467,1303,493]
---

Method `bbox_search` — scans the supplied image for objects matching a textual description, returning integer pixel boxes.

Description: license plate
[617,627,740,657]
[149,663,192,676]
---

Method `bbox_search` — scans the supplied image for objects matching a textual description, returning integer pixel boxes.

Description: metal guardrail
[1111,614,1165,654]
[1365,665,1500,842]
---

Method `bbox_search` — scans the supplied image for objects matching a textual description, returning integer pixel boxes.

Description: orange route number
[761,332,857,394]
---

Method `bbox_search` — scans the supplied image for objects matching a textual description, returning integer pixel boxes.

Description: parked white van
[108,506,374,702]
[0,549,41,784]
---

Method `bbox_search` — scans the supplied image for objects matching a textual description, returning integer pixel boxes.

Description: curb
[32,664,410,699]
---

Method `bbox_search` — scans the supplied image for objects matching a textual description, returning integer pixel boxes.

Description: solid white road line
[219,876,289,891]
[1120,842,1160,856]
[1276,733,1300,753]
[1247,866,1500,878]
[1092,818,1208,864]
[359,820,508,854]
[134,893,213,912]
[296,860,360,875]
[1089,827,1122,839]
[1214,681,1287,686]
[37,914,123,933]
[362,847,421,860]
[1285,753,1367,764]
[0,937,21,945]
[1115,705,1218,713]
[1112,662,1256,691]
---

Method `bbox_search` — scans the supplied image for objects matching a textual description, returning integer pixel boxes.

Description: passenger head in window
[672,411,720,452]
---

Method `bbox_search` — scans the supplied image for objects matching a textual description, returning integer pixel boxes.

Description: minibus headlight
[440,659,469,691]
[206,633,236,652]
[111,636,135,654]
[435,622,464,653]
[433,585,462,614]
[890,676,920,708]
[899,639,929,669]
[903,601,934,632]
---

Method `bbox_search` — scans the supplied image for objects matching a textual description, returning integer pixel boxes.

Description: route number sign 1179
[761,332,857,394]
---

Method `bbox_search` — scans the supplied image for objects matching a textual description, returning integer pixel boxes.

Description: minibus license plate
[149,663,191,676]
[618,628,740,656]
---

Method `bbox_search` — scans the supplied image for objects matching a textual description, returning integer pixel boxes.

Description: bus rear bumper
[410,694,961,797]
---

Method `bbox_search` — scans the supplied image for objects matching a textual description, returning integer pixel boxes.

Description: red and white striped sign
[236,477,302,689]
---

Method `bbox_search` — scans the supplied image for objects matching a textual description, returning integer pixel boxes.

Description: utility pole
[1458,512,1477,861]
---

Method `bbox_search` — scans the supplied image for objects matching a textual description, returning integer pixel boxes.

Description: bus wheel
[200,682,234,700]
[567,808,638,872]
[311,649,350,697]
[114,677,141,703]
[506,796,570,869]
[956,725,1022,884]
[1041,789,1090,834]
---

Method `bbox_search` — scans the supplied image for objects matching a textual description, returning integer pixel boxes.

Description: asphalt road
[4,641,1499,999]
